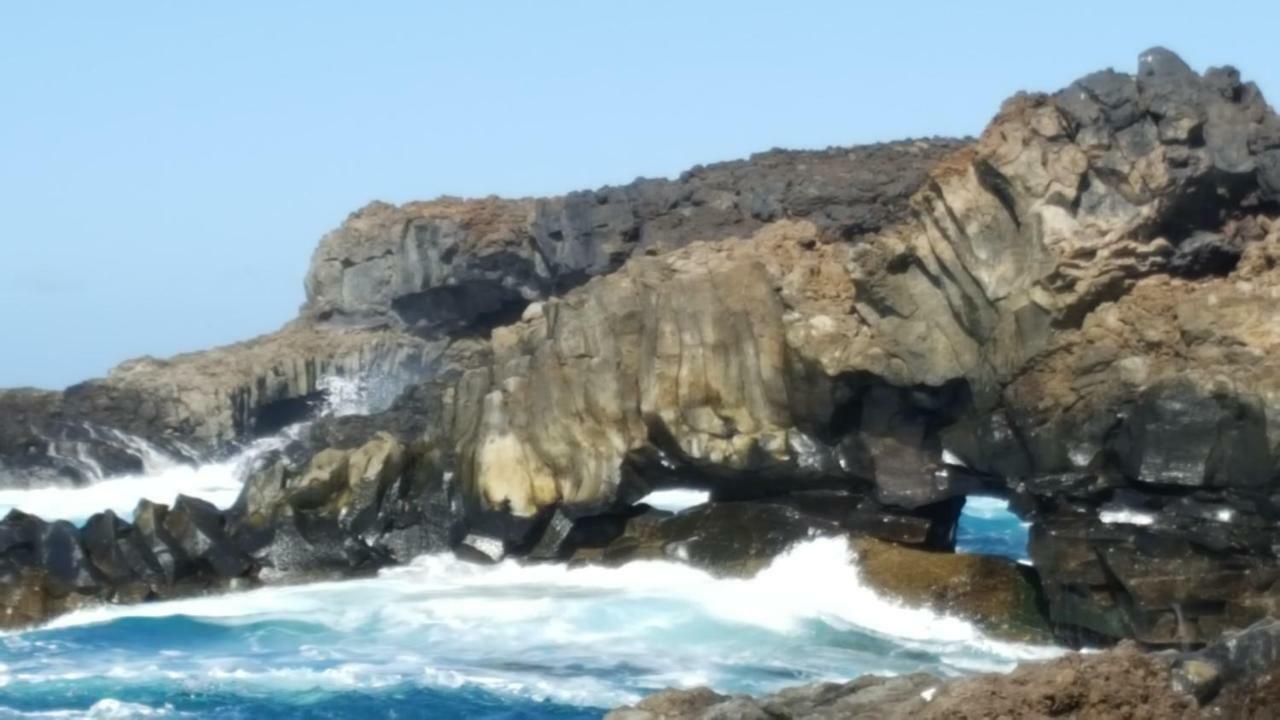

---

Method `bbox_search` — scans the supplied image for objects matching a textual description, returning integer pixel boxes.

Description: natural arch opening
[955,494,1030,563]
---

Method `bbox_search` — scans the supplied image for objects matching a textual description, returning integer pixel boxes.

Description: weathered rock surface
[303,141,966,331]
[390,46,1280,645]
[848,535,1050,641]
[2,48,1279,652]
[0,325,438,485]
[606,618,1280,720]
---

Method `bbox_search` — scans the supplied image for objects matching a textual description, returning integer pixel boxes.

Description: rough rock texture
[388,47,1280,645]
[0,325,438,486]
[232,431,456,574]
[3,48,1280,650]
[1002,230,1280,645]
[606,619,1280,720]
[303,141,966,331]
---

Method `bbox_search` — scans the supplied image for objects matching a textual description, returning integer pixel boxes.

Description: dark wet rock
[163,495,251,579]
[230,433,455,575]
[0,388,175,488]
[0,510,47,565]
[764,491,964,549]
[37,520,99,595]
[81,510,163,586]
[131,500,186,584]
[568,502,841,577]
[566,496,963,581]
[1109,378,1270,489]
[1027,511,1280,646]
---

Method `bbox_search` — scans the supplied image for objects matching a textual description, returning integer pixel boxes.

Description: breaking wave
[0,377,1054,718]
[1,536,1059,718]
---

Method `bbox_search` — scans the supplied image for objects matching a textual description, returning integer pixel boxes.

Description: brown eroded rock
[849,536,1050,642]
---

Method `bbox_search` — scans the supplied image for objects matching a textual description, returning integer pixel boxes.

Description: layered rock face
[0,325,438,486]
[367,47,1280,645]
[302,141,965,331]
[2,48,1279,651]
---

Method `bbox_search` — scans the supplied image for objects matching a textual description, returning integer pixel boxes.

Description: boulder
[849,536,1050,642]
[163,495,251,579]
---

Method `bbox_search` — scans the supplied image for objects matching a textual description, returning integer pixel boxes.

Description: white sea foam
[0,433,288,523]
[0,375,373,524]
[1099,508,1157,526]
[0,699,180,719]
[636,488,710,512]
[20,537,1062,707]
[961,496,1027,524]
[318,374,378,416]
[1,375,1062,710]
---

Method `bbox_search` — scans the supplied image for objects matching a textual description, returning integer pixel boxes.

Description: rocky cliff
[2,49,1279,656]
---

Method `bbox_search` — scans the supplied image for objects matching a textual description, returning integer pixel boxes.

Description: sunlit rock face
[391,47,1280,646]
[301,142,966,331]
[3,47,1280,645]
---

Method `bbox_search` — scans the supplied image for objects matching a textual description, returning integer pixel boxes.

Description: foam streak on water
[0,537,1061,718]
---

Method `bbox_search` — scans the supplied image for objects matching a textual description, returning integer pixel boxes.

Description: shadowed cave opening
[391,282,529,337]
[250,391,326,437]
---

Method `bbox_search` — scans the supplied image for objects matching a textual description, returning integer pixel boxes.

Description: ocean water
[956,496,1030,563]
[0,404,1042,719]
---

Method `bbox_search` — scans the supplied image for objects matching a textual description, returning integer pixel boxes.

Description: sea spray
[0,375,379,524]
[5,537,1062,717]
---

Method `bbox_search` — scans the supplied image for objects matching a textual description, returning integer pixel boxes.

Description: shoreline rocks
[606,619,1280,719]
[1,47,1279,659]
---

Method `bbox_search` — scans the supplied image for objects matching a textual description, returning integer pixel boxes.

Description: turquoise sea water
[955,495,1031,562]
[0,495,1033,719]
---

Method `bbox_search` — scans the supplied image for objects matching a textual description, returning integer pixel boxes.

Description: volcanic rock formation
[2,48,1279,652]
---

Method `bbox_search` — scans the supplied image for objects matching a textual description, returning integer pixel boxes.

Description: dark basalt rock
[569,502,841,577]
[1027,509,1280,646]
[131,500,185,584]
[230,433,458,575]
[305,139,969,331]
[564,495,963,578]
[81,510,162,585]
[1107,379,1271,489]
[164,495,252,579]
[3,47,1280,654]
[0,386,201,490]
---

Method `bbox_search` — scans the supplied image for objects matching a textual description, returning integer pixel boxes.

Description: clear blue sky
[2,2,1276,389]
